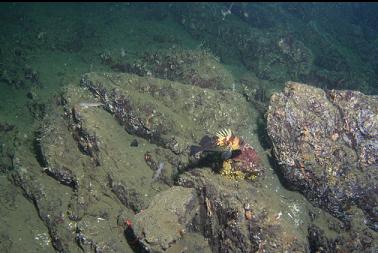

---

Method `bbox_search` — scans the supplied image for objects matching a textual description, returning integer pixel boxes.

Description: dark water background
[1,3,378,131]
[1,3,378,129]
[0,3,377,252]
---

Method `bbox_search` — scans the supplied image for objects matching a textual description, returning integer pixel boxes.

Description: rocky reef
[6,72,376,252]
[1,3,378,253]
[5,71,263,252]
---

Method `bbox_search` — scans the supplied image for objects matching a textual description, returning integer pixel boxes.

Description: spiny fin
[216,128,232,138]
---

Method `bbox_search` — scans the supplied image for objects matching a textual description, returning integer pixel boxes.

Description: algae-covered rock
[80,71,259,155]
[11,69,377,253]
[10,70,263,253]
[132,186,207,252]
[104,47,236,90]
[178,169,309,252]
[142,48,235,90]
[8,70,377,252]
[10,151,81,253]
[128,168,311,253]
[267,81,378,232]
[242,35,313,82]
[171,3,313,84]
[169,3,377,95]
[308,222,376,253]
[0,122,17,172]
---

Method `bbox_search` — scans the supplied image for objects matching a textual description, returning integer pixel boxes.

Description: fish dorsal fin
[216,128,232,139]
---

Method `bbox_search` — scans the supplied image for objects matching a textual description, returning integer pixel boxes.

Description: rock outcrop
[267,81,378,232]
[8,73,377,252]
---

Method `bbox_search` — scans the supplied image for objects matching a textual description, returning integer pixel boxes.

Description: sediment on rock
[80,72,259,156]
[129,168,310,253]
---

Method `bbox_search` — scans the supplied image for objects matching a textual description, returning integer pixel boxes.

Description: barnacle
[215,128,241,151]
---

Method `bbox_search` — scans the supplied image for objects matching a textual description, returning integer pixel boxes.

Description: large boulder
[267,81,378,231]
[132,186,211,253]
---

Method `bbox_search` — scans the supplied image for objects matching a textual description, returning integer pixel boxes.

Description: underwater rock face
[9,71,261,253]
[107,48,235,90]
[130,169,309,253]
[12,69,376,252]
[80,72,258,155]
[267,81,378,231]
[172,3,314,84]
[177,170,309,253]
[132,186,207,252]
